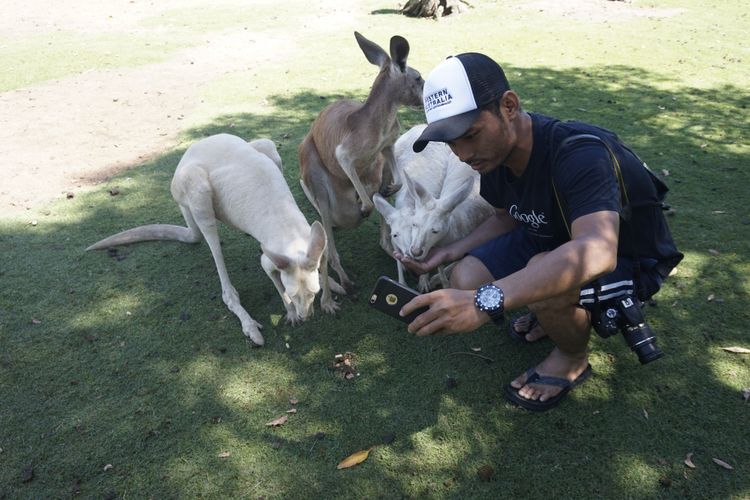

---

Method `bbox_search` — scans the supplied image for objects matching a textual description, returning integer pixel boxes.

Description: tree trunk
[400,0,471,18]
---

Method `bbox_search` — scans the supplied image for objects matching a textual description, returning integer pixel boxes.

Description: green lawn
[1,1,748,498]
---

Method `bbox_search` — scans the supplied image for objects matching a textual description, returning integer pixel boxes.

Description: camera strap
[548,121,645,310]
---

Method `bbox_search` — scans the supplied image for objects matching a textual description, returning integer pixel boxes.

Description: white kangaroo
[87,133,342,346]
[299,31,423,292]
[374,124,495,291]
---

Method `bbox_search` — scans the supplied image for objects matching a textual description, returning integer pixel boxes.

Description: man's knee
[449,255,494,290]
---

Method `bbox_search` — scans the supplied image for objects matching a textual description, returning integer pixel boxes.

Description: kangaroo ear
[439,177,474,212]
[389,35,409,72]
[407,175,433,207]
[262,246,292,271]
[249,138,282,170]
[305,221,327,268]
[403,172,418,201]
[373,193,396,223]
[354,31,389,68]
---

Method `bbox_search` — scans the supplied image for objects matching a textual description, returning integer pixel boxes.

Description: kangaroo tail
[86,224,202,251]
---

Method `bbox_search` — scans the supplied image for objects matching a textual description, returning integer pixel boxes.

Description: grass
[1,0,749,498]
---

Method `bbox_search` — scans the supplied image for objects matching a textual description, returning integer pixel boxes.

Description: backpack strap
[548,121,645,302]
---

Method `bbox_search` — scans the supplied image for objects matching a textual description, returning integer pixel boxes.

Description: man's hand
[400,288,488,336]
[393,246,451,275]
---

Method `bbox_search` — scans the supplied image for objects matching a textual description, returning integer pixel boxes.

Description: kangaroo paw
[285,312,302,325]
[243,323,265,346]
[321,298,340,315]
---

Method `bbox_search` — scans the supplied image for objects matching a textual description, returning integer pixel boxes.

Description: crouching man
[396,52,683,411]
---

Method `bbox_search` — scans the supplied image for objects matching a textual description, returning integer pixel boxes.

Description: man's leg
[449,255,495,290]
[509,253,591,403]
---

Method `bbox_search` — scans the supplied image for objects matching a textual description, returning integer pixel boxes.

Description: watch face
[478,286,502,310]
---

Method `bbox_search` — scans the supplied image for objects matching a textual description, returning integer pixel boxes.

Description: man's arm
[401,210,620,336]
[395,208,517,275]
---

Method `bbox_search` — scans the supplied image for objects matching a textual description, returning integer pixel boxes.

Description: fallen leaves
[265,415,288,427]
[712,458,734,470]
[217,451,231,458]
[742,388,750,403]
[265,398,299,427]
[680,453,735,471]
[331,352,358,380]
[721,346,750,354]
[337,447,373,469]
[476,464,495,482]
[21,467,34,483]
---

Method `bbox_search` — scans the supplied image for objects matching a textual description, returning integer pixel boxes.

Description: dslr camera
[592,294,664,364]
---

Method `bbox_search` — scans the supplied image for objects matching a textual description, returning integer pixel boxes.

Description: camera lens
[623,324,664,364]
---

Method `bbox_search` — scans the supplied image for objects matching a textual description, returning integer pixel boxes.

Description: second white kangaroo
[87,133,342,346]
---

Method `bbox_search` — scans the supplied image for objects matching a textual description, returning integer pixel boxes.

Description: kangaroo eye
[393,233,398,238]
[431,229,439,234]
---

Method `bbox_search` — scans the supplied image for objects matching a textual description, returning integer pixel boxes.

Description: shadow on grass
[1,65,748,498]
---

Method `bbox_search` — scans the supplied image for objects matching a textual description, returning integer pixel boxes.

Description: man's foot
[508,348,590,404]
[508,313,548,343]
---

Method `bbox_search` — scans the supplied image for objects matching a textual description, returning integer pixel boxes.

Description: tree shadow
[1,63,748,498]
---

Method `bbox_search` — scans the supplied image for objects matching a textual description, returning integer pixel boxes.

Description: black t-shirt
[480,113,683,278]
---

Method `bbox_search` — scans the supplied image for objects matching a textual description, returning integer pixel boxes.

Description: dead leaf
[289,398,299,405]
[470,346,482,352]
[707,293,715,302]
[331,352,358,380]
[477,464,495,482]
[708,248,720,256]
[661,169,670,177]
[266,415,288,427]
[21,467,34,483]
[684,453,696,469]
[103,464,114,471]
[643,409,649,419]
[286,408,297,414]
[712,458,733,470]
[721,346,750,354]
[742,388,750,402]
[31,318,41,325]
[217,451,231,458]
[337,447,373,469]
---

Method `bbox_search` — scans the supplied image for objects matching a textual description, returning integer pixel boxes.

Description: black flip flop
[508,313,540,343]
[503,363,593,412]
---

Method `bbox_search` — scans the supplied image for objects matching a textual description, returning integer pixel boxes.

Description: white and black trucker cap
[413,53,510,153]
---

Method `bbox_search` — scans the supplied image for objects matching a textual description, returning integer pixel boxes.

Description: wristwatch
[474,283,505,325]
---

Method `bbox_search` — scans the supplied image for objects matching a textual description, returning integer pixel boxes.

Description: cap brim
[412,109,480,152]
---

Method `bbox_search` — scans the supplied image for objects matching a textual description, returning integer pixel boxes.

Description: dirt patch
[0,0,356,216]
[520,0,685,22]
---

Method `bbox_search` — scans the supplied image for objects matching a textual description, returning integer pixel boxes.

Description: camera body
[592,294,664,364]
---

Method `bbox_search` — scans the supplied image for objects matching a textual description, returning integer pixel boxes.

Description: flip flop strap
[524,369,573,388]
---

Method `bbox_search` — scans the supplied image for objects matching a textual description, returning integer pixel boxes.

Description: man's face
[446,105,515,175]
